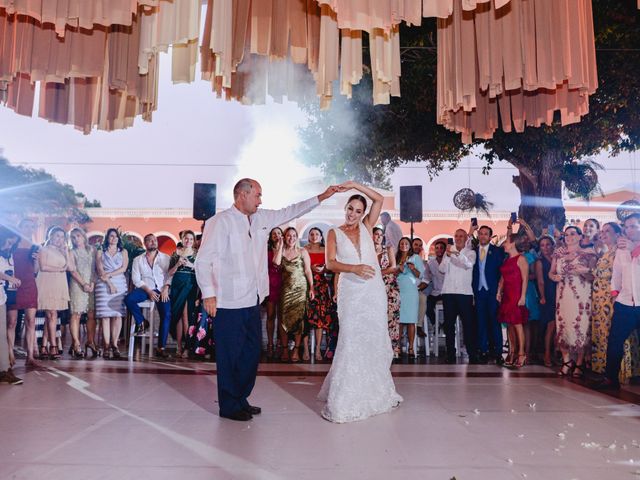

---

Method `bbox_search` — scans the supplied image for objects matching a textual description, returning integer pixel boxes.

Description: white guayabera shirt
[195,197,319,310]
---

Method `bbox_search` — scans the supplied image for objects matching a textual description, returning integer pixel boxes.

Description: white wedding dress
[318,223,403,423]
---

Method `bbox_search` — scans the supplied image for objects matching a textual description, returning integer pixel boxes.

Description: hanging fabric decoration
[0,0,603,137]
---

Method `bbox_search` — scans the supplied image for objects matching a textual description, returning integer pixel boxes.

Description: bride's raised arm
[340,181,383,232]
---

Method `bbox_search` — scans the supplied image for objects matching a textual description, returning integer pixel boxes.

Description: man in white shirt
[439,229,478,364]
[195,178,341,421]
[380,212,403,251]
[124,234,173,357]
[600,214,640,389]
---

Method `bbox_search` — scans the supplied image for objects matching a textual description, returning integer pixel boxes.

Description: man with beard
[125,234,173,358]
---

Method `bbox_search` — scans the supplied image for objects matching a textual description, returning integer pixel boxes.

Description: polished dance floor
[2,357,640,480]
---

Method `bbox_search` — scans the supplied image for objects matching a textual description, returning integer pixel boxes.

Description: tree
[299,0,640,232]
[0,155,97,224]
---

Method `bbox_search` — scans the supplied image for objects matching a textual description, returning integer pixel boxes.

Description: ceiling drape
[0,0,604,141]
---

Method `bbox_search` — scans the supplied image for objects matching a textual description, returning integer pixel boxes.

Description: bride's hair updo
[347,194,368,212]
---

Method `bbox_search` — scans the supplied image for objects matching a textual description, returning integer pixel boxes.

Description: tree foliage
[299,0,640,230]
[0,156,97,224]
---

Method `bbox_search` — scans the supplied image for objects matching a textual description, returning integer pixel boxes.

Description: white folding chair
[430,302,462,357]
[128,300,156,360]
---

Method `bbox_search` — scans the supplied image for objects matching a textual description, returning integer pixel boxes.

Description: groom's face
[240,181,263,215]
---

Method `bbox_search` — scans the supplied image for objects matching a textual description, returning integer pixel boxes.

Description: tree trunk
[511,150,566,235]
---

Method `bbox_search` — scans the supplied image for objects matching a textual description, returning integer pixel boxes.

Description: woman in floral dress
[550,226,598,377]
[373,227,400,359]
[305,227,336,361]
[591,222,639,383]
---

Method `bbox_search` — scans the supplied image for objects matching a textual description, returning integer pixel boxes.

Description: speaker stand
[410,222,414,241]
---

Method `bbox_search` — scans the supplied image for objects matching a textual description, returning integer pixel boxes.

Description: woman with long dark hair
[266,227,283,359]
[305,227,336,361]
[170,230,198,358]
[537,235,557,367]
[95,228,128,359]
[373,226,400,358]
[396,236,424,358]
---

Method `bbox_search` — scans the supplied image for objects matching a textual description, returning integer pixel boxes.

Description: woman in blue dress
[396,237,424,358]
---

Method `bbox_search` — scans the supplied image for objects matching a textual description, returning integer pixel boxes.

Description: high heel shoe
[514,354,527,368]
[503,353,515,367]
[39,345,49,360]
[558,360,574,377]
[110,345,121,360]
[85,343,99,359]
[572,363,585,378]
[49,346,60,360]
[290,346,301,363]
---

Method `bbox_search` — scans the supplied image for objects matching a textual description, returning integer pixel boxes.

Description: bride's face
[344,199,365,226]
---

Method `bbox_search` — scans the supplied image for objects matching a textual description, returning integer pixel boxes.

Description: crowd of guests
[0,220,209,384]
[1,211,639,391]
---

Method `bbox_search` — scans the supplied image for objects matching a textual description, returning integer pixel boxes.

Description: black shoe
[134,323,146,335]
[445,354,456,364]
[221,410,253,421]
[243,404,262,415]
[495,355,505,366]
[468,356,480,365]
[478,352,489,365]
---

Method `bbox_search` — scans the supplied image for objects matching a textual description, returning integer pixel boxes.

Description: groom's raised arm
[259,186,340,228]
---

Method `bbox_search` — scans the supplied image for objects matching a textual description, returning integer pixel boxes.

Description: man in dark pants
[471,224,505,364]
[439,229,478,364]
[195,179,340,421]
[599,214,640,390]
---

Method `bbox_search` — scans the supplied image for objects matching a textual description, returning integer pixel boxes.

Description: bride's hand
[309,290,315,301]
[353,264,375,279]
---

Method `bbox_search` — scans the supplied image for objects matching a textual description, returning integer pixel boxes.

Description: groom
[195,178,341,421]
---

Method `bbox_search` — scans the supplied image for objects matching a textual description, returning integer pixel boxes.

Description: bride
[318,181,403,423]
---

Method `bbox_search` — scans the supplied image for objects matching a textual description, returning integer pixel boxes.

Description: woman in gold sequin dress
[277,227,314,362]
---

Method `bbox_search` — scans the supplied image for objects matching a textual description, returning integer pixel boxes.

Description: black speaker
[193,183,217,221]
[400,186,422,223]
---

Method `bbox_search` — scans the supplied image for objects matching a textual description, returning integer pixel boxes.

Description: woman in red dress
[304,227,336,361]
[497,232,529,368]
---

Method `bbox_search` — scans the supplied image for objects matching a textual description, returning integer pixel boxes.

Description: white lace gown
[318,223,403,423]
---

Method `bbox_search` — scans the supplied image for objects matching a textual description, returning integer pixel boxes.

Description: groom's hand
[318,185,341,202]
[203,296,217,318]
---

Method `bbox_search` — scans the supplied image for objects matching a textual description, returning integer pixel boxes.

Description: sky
[1,47,640,212]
